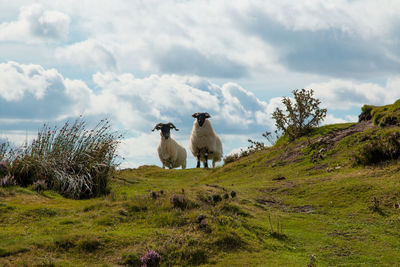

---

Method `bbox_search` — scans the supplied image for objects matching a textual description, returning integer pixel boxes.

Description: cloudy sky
[1,0,400,168]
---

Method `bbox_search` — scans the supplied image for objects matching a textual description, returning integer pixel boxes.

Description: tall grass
[8,118,122,199]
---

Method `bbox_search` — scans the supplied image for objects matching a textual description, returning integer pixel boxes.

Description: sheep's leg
[196,151,201,168]
[212,160,215,168]
[204,150,209,168]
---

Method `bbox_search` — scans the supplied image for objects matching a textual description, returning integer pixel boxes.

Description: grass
[2,118,122,199]
[2,116,400,265]
[361,99,400,127]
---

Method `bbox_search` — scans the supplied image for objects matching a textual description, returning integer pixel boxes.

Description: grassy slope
[2,122,400,266]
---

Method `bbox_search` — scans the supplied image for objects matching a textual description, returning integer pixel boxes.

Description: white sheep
[152,123,187,169]
[189,112,223,168]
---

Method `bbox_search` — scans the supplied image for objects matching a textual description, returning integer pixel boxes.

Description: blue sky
[1,0,400,168]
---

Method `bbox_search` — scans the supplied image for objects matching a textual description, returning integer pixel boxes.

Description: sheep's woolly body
[189,119,223,167]
[157,136,187,169]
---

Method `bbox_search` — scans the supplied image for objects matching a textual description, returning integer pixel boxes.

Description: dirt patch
[328,230,359,240]
[305,163,328,171]
[292,205,315,213]
[205,184,226,191]
[268,121,376,166]
[259,187,279,193]
[256,196,315,213]
[256,197,290,211]
[314,121,376,149]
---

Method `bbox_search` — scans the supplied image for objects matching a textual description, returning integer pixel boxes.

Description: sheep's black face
[192,112,211,127]
[160,125,171,139]
[152,122,179,138]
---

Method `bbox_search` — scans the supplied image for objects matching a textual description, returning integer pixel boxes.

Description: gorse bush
[9,118,122,199]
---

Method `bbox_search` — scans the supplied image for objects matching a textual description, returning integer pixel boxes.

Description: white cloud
[56,39,117,72]
[309,78,400,111]
[0,61,60,101]
[0,4,70,42]
[0,61,281,167]
[323,114,350,125]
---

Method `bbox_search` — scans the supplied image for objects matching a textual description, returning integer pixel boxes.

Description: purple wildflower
[0,175,16,187]
[169,194,186,209]
[141,250,161,267]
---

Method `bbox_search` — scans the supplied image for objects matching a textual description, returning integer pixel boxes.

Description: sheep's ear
[168,123,179,131]
[192,112,199,118]
[152,123,162,131]
[205,113,211,118]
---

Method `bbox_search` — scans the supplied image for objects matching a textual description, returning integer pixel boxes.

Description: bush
[169,194,197,210]
[355,131,400,165]
[359,104,374,122]
[272,89,327,140]
[141,250,161,267]
[223,131,277,165]
[9,118,122,199]
[31,179,47,192]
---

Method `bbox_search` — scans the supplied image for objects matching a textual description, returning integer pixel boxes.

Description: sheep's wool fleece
[158,137,186,168]
[189,119,223,162]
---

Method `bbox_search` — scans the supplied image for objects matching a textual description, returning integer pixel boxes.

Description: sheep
[189,112,223,168]
[152,122,187,169]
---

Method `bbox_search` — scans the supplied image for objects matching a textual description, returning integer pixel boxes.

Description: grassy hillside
[2,119,400,266]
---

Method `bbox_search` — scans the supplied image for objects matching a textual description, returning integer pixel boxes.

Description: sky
[1,0,400,168]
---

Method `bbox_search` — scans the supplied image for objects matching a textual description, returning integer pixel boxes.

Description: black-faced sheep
[189,112,223,168]
[152,123,187,169]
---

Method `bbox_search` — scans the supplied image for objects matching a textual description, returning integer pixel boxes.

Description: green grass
[361,99,400,127]
[2,122,400,266]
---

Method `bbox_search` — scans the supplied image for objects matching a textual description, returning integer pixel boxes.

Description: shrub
[355,131,400,165]
[212,194,222,203]
[359,105,374,122]
[77,237,102,252]
[32,179,47,192]
[223,131,279,165]
[169,194,197,210]
[121,253,141,266]
[223,153,239,165]
[272,89,327,140]
[213,231,244,251]
[9,118,122,199]
[141,250,161,267]
[196,214,206,223]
